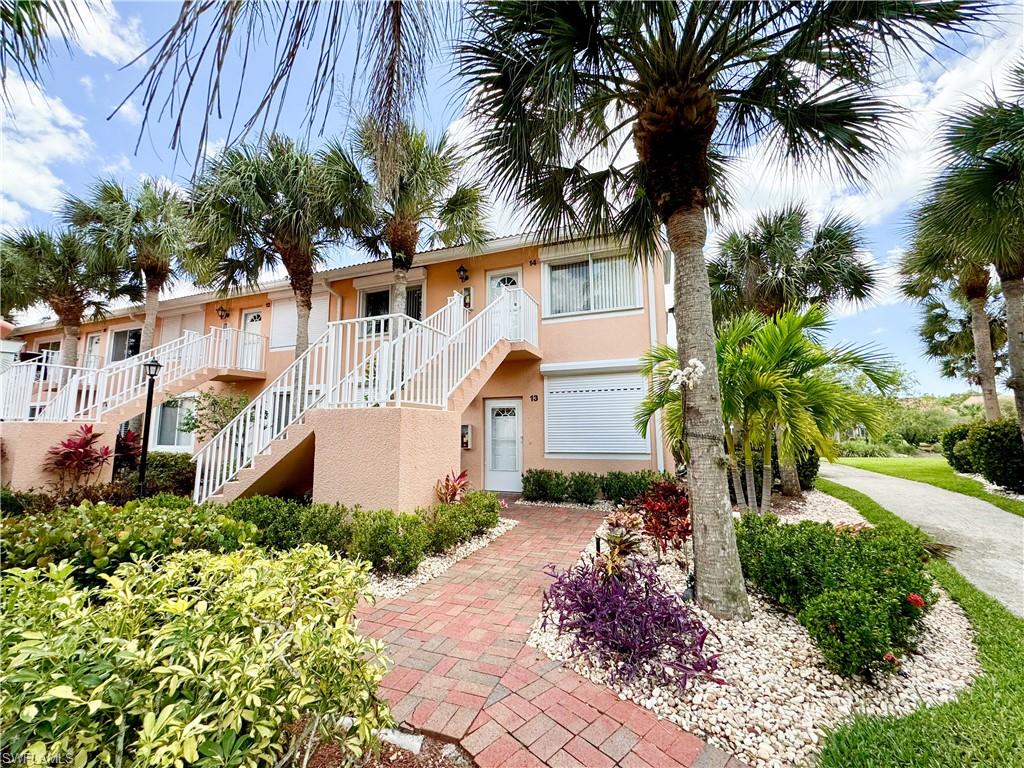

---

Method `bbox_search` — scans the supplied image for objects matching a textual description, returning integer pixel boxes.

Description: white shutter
[308,295,329,342]
[158,315,183,345]
[181,310,205,335]
[270,299,298,350]
[544,371,650,455]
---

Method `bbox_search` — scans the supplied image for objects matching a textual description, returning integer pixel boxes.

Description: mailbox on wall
[461,424,472,450]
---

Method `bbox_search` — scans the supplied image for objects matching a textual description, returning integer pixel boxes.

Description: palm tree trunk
[294,288,312,356]
[392,267,408,316]
[667,205,750,620]
[778,424,801,496]
[967,295,1002,421]
[60,323,80,367]
[1000,275,1024,437]
[743,439,757,512]
[725,426,745,509]
[760,433,773,515]
[140,282,161,353]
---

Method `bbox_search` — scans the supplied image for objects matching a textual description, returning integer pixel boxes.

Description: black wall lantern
[215,305,231,320]
[456,264,470,283]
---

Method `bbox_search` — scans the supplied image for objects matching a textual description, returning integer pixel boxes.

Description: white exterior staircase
[0,327,267,425]
[193,288,540,503]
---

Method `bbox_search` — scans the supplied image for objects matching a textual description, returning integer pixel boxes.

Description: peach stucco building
[1,235,671,508]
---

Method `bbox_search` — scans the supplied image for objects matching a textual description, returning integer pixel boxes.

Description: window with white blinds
[546,253,640,316]
[544,372,650,455]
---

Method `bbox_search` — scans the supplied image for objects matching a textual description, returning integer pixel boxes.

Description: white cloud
[68,0,146,66]
[202,137,227,159]
[831,247,907,318]
[725,21,1023,231]
[114,96,142,125]
[79,75,94,96]
[0,76,92,225]
[0,195,31,233]
[100,154,132,176]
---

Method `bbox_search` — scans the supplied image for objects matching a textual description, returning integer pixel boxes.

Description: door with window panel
[485,399,522,491]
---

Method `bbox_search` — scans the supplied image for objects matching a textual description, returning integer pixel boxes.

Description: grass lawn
[838,455,1024,519]
[815,478,1024,768]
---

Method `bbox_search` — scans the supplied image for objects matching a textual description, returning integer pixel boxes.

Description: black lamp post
[137,358,163,498]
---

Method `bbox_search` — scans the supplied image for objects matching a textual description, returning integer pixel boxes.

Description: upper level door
[84,333,101,368]
[239,310,263,369]
[487,268,522,304]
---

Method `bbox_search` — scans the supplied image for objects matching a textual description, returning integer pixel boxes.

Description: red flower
[906,593,926,609]
[884,652,899,665]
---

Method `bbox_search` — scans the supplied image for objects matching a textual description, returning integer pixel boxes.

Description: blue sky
[2,1,1022,396]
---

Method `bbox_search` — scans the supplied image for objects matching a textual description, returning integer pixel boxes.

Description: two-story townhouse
[1,234,672,508]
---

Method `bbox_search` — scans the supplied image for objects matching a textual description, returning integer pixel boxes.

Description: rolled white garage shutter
[544,371,650,456]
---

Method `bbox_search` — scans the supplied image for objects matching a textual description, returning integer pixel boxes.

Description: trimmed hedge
[965,418,1024,492]
[940,422,975,473]
[0,497,256,582]
[735,513,934,676]
[522,468,667,505]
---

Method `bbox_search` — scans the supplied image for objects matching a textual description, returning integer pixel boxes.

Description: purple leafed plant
[541,557,720,692]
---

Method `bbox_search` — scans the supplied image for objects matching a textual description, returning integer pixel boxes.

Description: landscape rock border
[528,491,981,768]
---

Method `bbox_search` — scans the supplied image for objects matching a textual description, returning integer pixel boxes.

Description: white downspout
[646,260,667,473]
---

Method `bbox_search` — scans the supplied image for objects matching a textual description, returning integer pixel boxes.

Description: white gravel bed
[528,495,980,768]
[368,518,518,600]
[772,489,870,527]
[955,470,1024,502]
[515,498,616,513]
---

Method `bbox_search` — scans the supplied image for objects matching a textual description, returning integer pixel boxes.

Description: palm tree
[912,61,1024,434]
[709,204,874,321]
[1,0,77,93]
[900,242,1004,420]
[457,2,982,620]
[190,134,344,355]
[321,120,490,316]
[0,229,139,366]
[63,178,193,355]
[637,306,894,515]
[915,287,1006,395]
[710,203,875,495]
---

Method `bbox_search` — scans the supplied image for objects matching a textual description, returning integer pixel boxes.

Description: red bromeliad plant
[635,480,693,557]
[435,468,470,503]
[43,425,112,492]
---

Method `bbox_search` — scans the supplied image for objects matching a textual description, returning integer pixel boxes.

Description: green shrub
[838,440,893,458]
[735,513,934,676]
[225,495,307,549]
[0,498,256,581]
[568,472,602,504]
[460,490,502,533]
[941,422,976,472]
[118,451,196,497]
[796,450,820,490]
[521,468,569,502]
[800,589,896,676]
[0,486,26,515]
[350,509,428,574]
[0,549,389,765]
[299,502,354,553]
[602,470,663,504]
[422,503,475,554]
[965,418,1024,492]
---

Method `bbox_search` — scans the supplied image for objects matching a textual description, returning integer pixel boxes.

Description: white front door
[84,333,101,368]
[485,398,523,492]
[487,268,522,304]
[240,310,263,369]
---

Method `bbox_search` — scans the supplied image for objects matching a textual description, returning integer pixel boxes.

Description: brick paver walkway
[358,505,746,768]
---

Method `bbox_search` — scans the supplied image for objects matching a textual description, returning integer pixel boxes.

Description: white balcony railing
[0,327,267,423]
[193,288,538,503]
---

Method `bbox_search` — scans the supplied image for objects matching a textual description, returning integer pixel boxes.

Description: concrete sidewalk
[820,462,1024,617]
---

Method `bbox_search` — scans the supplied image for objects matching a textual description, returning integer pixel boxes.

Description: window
[546,253,640,317]
[109,328,141,362]
[154,397,194,450]
[544,371,650,456]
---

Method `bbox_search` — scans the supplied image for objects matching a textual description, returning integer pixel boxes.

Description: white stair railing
[0,359,96,422]
[193,317,412,502]
[192,289,539,503]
